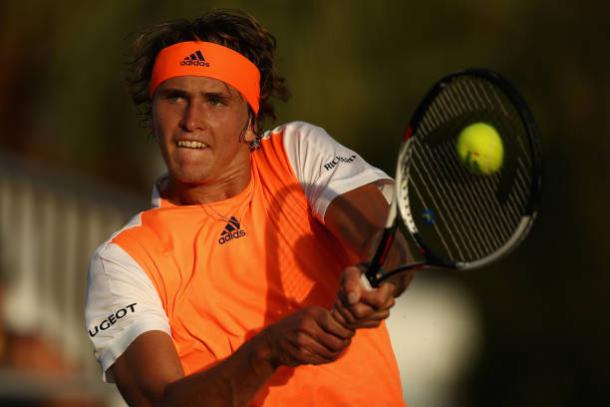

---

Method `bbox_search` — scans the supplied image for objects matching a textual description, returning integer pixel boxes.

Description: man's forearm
[375,231,413,298]
[113,307,351,406]
[324,182,416,299]
[163,331,276,406]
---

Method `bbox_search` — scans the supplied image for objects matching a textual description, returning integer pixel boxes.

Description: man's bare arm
[111,306,353,406]
[324,181,416,329]
[325,181,414,296]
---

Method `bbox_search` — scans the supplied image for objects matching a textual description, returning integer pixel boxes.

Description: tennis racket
[364,68,542,288]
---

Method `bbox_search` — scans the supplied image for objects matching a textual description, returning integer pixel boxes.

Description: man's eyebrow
[204,84,233,96]
[202,90,230,98]
[157,85,236,99]
[157,87,190,97]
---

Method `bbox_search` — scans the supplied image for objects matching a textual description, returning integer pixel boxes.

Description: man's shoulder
[92,209,166,261]
[258,121,336,163]
[261,121,328,142]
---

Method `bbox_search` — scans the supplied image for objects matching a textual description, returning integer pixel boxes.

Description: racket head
[395,68,542,271]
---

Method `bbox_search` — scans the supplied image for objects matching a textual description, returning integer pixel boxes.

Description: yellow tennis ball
[456,122,504,175]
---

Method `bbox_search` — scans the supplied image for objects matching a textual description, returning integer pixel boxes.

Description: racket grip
[360,273,373,291]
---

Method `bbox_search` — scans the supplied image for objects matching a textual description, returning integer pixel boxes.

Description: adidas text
[219,230,246,244]
[180,60,210,67]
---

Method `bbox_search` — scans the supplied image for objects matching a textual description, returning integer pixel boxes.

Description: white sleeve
[280,121,392,221]
[84,241,171,382]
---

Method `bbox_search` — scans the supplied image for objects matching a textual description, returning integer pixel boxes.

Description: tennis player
[85,9,414,406]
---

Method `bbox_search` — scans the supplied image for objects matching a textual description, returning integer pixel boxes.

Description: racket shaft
[366,195,400,285]
[366,227,397,286]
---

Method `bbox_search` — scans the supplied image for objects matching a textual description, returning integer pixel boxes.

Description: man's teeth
[177,140,208,149]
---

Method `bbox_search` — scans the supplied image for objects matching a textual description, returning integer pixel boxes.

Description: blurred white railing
[0,150,144,405]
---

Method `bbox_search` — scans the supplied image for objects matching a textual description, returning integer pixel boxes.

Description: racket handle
[360,273,373,291]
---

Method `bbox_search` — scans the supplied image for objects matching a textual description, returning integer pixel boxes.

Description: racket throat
[366,224,398,286]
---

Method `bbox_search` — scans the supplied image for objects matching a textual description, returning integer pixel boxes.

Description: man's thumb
[344,266,363,305]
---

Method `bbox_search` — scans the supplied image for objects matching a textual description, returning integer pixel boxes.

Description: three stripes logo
[218,216,246,245]
[180,50,210,67]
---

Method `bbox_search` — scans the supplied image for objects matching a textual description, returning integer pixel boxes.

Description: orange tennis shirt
[85,122,405,406]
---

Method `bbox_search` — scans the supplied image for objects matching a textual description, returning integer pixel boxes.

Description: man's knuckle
[353,307,368,319]
[307,305,324,318]
[297,320,310,334]
[295,332,309,347]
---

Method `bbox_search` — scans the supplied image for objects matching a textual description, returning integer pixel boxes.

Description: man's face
[151,76,253,186]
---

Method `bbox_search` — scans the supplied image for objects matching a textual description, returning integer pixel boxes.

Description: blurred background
[1,0,608,405]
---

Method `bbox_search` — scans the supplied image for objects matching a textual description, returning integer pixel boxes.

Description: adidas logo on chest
[218,216,246,245]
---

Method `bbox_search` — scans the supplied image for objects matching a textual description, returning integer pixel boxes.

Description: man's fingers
[333,301,377,325]
[327,308,355,339]
[347,302,377,320]
[301,308,352,353]
[265,306,356,368]
[333,268,399,331]
[340,266,364,305]
[332,302,391,330]
[294,334,339,361]
[290,329,346,363]
[333,303,356,327]
[330,307,347,326]
[350,318,386,329]
[283,339,330,366]
[359,282,395,309]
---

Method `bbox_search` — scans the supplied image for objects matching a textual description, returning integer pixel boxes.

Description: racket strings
[435,141,523,253]
[406,152,469,259]
[434,90,519,231]
[410,132,504,260]
[415,99,509,260]
[403,75,536,263]
[435,88,527,233]
[475,80,536,212]
[401,137,494,261]
[479,80,533,168]
[423,141,511,250]
[454,78,533,248]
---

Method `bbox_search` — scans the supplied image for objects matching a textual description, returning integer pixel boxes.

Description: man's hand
[261,306,355,368]
[332,265,397,329]
[324,182,416,330]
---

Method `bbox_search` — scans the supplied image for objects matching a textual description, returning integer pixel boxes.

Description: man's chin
[170,170,210,186]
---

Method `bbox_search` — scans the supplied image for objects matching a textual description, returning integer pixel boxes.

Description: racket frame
[364,68,542,288]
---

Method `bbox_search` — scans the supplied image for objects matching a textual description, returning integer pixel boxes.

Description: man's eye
[161,92,186,103]
[169,95,186,103]
[207,96,226,106]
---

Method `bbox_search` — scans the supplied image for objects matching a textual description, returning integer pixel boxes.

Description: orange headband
[150,41,261,114]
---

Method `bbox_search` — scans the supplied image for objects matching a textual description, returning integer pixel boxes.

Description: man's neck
[162,170,251,206]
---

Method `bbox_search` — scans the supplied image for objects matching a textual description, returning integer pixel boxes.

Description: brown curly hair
[127,9,290,138]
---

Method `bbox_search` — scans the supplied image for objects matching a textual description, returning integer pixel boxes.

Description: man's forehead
[158,76,237,95]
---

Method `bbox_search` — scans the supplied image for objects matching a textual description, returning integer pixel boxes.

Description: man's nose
[180,101,206,132]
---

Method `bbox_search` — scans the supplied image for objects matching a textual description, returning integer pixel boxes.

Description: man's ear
[243,115,257,143]
[244,126,257,143]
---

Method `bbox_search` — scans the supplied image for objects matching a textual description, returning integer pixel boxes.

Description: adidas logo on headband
[181,50,210,67]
